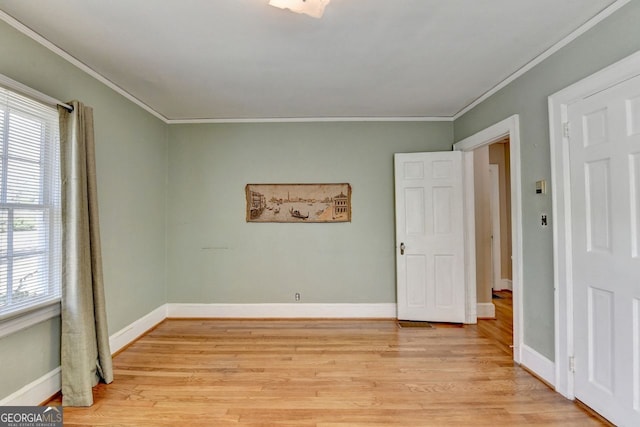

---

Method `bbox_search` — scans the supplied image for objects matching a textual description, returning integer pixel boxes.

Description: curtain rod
[0,72,73,112]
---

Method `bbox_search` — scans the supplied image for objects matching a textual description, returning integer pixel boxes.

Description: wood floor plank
[46,312,605,425]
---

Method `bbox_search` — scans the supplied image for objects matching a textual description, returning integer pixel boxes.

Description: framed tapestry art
[246,183,351,223]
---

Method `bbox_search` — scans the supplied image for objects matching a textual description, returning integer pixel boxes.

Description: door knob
[400,242,405,255]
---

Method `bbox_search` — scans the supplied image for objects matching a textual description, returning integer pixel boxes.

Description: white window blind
[0,86,61,320]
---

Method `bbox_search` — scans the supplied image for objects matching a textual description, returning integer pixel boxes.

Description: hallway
[478,290,514,357]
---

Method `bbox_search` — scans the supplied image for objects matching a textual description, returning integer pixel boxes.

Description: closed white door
[394,152,465,322]
[568,73,640,426]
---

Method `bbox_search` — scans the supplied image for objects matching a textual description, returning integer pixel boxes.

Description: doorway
[474,138,514,356]
[472,139,513,318]
[453,114,524,363]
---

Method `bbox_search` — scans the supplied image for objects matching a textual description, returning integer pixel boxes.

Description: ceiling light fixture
[268,0,330,19]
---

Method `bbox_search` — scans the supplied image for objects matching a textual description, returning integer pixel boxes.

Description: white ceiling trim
[0,9,168,122]
[1,2,630,125]
[452,0,631,120]
[167,116,454,124]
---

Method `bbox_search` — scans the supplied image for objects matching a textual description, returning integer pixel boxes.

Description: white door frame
[549,49,640,399]
[489,164,502,291]
[454,114,524,363]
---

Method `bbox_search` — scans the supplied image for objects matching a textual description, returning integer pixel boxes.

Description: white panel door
[568,73,640,426]
[395,152,465,322]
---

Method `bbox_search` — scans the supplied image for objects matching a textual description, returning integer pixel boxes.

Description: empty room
[0,0,639,425]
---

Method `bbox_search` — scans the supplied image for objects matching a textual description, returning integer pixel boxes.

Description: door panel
[433,187,453,234]
[585,159,612,252]
[631,153,640,257]
[404,188,425,234]
[434,255,454,307]
[588,286,614,393]
[395,152,465,322]
[406,255,427,308]
[569,73,640,425]
[632,298,640,412]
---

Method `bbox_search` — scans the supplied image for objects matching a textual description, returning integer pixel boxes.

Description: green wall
[2,0,640,403]
[0,20,168,400]
[167,122,452,304]
[453,0,640,359]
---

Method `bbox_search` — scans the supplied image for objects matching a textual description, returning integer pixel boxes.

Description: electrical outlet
[541,214,548,227]
[295,293,301,301]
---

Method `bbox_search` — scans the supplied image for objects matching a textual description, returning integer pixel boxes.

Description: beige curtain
[58,101,113,407]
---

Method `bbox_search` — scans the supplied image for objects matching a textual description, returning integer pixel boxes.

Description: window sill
[0,301,61,339]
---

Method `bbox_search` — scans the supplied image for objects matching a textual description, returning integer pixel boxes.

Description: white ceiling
[0,0,619,121]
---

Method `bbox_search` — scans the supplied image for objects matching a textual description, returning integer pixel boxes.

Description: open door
[395,151,466,322]
[566,72,640,426]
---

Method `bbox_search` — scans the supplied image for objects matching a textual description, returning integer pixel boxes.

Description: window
[0,86,61,321]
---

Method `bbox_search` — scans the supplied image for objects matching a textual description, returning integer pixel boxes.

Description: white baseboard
[476,302,495,318]
[496,279,513,291]
[0,367,61,406]
[521,344,555,387]
[109,304,167,354]
[167,303,397,319]
[0,305,168,406]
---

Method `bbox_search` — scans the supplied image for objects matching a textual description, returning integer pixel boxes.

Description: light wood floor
[478,290,515,357]
[49,314,604,426]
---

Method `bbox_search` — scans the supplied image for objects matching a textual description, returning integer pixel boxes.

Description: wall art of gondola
[245,183,351,223]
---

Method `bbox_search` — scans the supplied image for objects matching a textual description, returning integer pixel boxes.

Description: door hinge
[563,122,570,139]
[569,356,575,373]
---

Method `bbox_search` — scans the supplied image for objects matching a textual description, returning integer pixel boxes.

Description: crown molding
[0,10,448,125]
[452,0,631,120]
[2,1,631,124]
[167,116,454,124]
[0,10,168,123]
